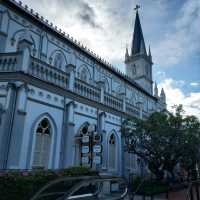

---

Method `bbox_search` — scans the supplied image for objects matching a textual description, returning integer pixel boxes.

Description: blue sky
[21,0,200,117]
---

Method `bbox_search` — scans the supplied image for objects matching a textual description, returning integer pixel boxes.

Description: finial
[134,5,140,12]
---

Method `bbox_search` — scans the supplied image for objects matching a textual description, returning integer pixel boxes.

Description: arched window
[54,53,63,69]
[80,67,91,83]
[80,68,87,81]
[108,133,116,170]
[103,79,110,93]
[32,118,51,169]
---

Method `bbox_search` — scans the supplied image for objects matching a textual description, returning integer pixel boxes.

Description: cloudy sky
[21,0,200,118]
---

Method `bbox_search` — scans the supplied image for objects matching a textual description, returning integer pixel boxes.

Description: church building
[0,0,166,176]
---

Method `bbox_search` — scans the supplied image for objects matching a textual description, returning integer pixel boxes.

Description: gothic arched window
[80,67,91,83]
[32,118,51,169]
[54,53,63,69]
[103,79,110,93]
[108,133,116,170]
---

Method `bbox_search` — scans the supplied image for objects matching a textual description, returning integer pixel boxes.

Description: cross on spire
[134,5,140,12]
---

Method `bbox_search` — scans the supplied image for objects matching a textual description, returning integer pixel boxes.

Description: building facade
[0,0,166,176]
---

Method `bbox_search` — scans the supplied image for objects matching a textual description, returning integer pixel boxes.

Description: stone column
[119,92,126,112]
[96,81,104,103]
[0,82,28,169]
[137,101,143,119]
[7,82,29,169]
[99,111,107,170]
[61,100,75,167]
[66,64,76,91]
[18,32,32,73]
[0,11,9,53]
[40,32,48,61]
[0,82,16,169]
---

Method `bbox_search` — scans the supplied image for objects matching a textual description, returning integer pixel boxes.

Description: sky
[20,0,200,118]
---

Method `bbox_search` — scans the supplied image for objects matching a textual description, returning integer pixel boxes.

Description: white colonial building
[0,0,166,176]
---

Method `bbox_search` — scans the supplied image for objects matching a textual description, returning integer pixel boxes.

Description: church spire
[131,7,147,56]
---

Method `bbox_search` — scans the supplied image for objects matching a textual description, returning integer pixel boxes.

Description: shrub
[0,167,98,200]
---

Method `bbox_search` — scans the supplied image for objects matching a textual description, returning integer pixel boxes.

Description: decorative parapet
[74,78,101,102]
[0,52,21,72]
[4,0,156,100]
[0,52,145,119]
[28,56,69,90]
[104,92,123,111]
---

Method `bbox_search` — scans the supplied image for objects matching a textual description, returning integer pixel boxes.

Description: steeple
[131,10,147,56]
[125,5,153,95]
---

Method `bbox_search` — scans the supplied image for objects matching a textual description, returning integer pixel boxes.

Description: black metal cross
[134,4,140,12]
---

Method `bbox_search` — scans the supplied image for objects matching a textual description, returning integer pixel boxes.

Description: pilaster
[7,82,29,169]
[0,82,17,169]
[99,111,107,170]
[60,100,75,167]
[96,81,105,104]
[66,64,76,91]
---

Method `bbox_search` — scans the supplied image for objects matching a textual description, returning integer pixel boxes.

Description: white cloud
[153,0,200,67]
[19,0,200,118]
[190,82,200,87]
[158,78,200,119]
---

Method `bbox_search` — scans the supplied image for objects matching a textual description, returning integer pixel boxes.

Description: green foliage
[122,104,200,180]
[0,167,98,200]
[132,176,169,195]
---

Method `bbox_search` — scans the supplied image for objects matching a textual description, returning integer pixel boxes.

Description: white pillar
[67,64,76,91]
[0,11,9,34]
[62,100,75,167]
[137,102,143,119]
[20,48,30,73]
[17,84,29,113]
[99,111,107,170]
[97,81,104,104]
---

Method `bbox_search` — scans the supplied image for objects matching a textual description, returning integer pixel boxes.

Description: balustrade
[0,52,151,119]
[104,92,123,111]
[0,52,20,72]
[126,102,140,117]
[28,57,69,89]
[74,78,101,102]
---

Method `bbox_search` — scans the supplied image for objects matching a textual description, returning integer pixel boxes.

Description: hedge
[132,176,169,196]
[0,167,98,200]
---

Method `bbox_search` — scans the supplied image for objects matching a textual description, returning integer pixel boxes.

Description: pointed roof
[154,82,158,97]
[131,10,147,56]
[148,45,152,57]
[125,45,129,62]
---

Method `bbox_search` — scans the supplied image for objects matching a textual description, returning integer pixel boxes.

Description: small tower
[154,82,158,98]
[160,88,166,102]
[125,6,153,95]
[125,45,129,62]
[148,45,152,63]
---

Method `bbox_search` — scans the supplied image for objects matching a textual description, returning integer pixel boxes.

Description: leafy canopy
[122,105,200,179]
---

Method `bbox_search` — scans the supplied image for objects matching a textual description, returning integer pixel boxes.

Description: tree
[122,105,200,180]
